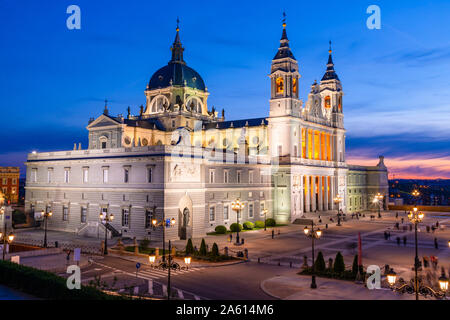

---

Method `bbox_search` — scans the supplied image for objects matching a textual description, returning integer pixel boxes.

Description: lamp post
[152,217,176,262]
[408,207,424,300]
[262,208,268,231]
[99,211,114,255]
[231,199,245,245]
[374,193,384,218]
[0,206,14,260]
[387,267,449,300]
[304,221,322,289]
[41,209,53,248]
[333,195,343,226]
[184,255,192,270]
[412,189,420,206]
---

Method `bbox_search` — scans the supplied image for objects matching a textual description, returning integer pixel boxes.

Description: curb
[259,278,282,300]
[109,252,248,268]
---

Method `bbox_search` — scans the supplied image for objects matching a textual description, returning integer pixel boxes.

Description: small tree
[333,251,345,274]
[211,243,219,257]
[352,254,359,275]
[314,251,326,272]
[199,238,207,256]
[185,238,195,255]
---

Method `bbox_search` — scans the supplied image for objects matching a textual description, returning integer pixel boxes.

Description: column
[311,130,315,160]
[324,176,329,211]
[318,176,323,211]
[311,176,316,212]
[305,129,309,159]
[330,176,335,210]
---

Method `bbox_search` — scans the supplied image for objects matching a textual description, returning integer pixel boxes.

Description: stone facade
[24,22,388,241]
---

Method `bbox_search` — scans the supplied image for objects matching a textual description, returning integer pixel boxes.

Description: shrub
[243,221,254,230]
[265,218,276,227]
[211,243,219,257]
[12,210,27,225]
[215,225,227,234]
[185,238,195,255]
[139,238,150,251]
[254,220,265,228]
[0,260,121,300]
[199,238,207,256]
[314,252,326,272]
[352,254,359,275]
[333,252,346,274]
[230,223,243,232]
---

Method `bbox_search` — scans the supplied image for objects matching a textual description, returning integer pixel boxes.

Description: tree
[314,251,326,272]
[352,254,359,275]
[185,238,194,255]
[333,252,345,274]
[211,243,219,257]
[199,238,207,256]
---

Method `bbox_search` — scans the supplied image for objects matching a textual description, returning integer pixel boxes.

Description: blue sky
[1,0,449,178]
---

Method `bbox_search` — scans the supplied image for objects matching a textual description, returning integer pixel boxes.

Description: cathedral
[24,21,388,241]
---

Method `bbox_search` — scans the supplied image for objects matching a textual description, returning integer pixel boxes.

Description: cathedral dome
[148,63,205,91]
[147,23,206,91]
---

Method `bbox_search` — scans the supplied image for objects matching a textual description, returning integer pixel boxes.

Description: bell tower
[269,16,302,118]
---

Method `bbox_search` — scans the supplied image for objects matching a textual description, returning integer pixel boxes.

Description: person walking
[401,217,404,224]
[396,237,401,246]
[403,236,407,246]
[395,212,399,219]
[384,231,388,240]
[434,238,438,249]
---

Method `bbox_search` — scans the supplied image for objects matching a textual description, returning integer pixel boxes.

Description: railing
[13,237,103,255]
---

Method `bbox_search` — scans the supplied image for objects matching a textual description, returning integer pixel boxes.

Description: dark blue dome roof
[148,62,206,91]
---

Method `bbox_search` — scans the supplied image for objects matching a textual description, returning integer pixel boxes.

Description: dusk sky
[1,0,449,179]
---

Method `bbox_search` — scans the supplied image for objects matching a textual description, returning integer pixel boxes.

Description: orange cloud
[347,154,450,179]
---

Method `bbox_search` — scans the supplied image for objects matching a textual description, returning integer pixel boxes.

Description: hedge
[243,221,254,230]
[265,218,276,227]
[0,260,122,300]
[254,220,265,228]
[230,223,243,232]
[214,225,227,234]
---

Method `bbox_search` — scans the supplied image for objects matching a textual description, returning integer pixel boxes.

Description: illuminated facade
[24,22,388,240]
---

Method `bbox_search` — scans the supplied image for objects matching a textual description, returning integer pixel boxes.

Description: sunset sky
[1,0,449,179]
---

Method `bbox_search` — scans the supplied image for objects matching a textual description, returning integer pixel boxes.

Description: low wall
[5,247,62,260]
[389,205,450,213]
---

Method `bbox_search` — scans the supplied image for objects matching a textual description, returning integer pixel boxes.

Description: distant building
[24,21,388,240]
[0,167,20,204]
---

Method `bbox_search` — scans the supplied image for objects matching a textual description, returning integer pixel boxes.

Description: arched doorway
[178,194,193,240]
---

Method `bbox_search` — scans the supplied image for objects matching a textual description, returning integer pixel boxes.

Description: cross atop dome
[170,17,185,64]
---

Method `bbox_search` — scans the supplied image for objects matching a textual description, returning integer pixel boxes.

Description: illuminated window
[301,128,306,158]
[338,96,342,111]
[292,77,297,94]
[325,96,331,108]
[276,77,284,94]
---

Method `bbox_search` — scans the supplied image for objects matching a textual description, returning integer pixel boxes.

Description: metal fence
[13,237,103,255]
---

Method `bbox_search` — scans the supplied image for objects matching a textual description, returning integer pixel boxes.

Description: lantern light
[387,269,397,286]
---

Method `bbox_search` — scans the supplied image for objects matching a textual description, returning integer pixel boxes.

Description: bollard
[224,246,229,256]
[258,257,260,264]
[278,260,281,266]
[55,241,59,248]
[244,249,248,260]
[290,261,292,268]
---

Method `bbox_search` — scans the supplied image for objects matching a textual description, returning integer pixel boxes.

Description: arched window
[99,136,108,149]
[186,96,203,114]
[276,77,284,94]
[150,95,169,113]
[292,77,297,95]
[325,96,331,108]
[338,96,342,112]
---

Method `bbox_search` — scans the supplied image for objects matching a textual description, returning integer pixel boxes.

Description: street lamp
[40,209,53,248]
[304,221,323,289]
[387,267,448,300]
[148,254,156,266]
[231,199,245,245]
[374,193,384,218]
[333,195,343,226]
[0,231,14,260]
[261,208,268,231]
[0,205,14,260]
[99,211,114,255]
[184,256,192,270]
[408,206,424,300]
[152,216,176,262]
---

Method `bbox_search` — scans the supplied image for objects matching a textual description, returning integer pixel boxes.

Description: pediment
[87,115,121,129]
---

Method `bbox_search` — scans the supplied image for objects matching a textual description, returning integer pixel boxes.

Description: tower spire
[273,12,295,60]
[170,17,185,64]
[321,40,339,81]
